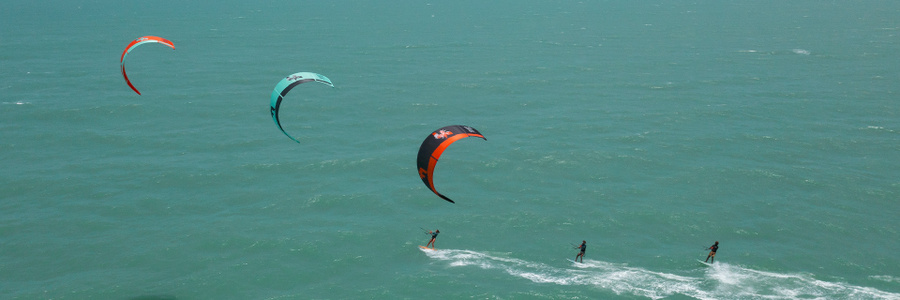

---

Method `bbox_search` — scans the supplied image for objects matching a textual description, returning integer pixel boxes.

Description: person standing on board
[575,240,586,262]
[705,241,719,263]
[426,229,440,249]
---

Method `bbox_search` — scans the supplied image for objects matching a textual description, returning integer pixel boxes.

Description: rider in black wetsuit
[705,241,719,263]
[575,240,586,262]
[426,229,439,249]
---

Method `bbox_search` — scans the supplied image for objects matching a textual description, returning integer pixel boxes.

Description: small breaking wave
[871,275,900,283]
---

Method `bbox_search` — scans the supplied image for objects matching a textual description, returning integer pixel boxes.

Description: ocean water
[2,1,899,299]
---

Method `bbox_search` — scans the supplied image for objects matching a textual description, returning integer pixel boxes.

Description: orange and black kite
[416,125,486,204]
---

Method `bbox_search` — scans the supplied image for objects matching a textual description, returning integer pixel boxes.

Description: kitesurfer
[575,240,586,262]
[426,229,439,249]
[705,241,719,263]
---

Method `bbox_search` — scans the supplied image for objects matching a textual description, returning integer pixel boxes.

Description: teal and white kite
[269,72,334,143]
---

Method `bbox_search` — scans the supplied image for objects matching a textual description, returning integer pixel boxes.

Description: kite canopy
[269,72,335,143]
[120,36,175,95]
[416,125,486,204]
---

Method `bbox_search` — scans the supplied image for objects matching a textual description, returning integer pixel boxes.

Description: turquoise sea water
[2,1,899,299]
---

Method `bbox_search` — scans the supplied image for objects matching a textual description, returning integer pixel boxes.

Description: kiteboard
[418,245,435,251]
[696,259,713,266]
[567,258,581,264]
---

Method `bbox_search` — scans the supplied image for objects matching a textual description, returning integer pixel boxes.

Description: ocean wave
[421,248,900,300]
[871,275,900,283]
